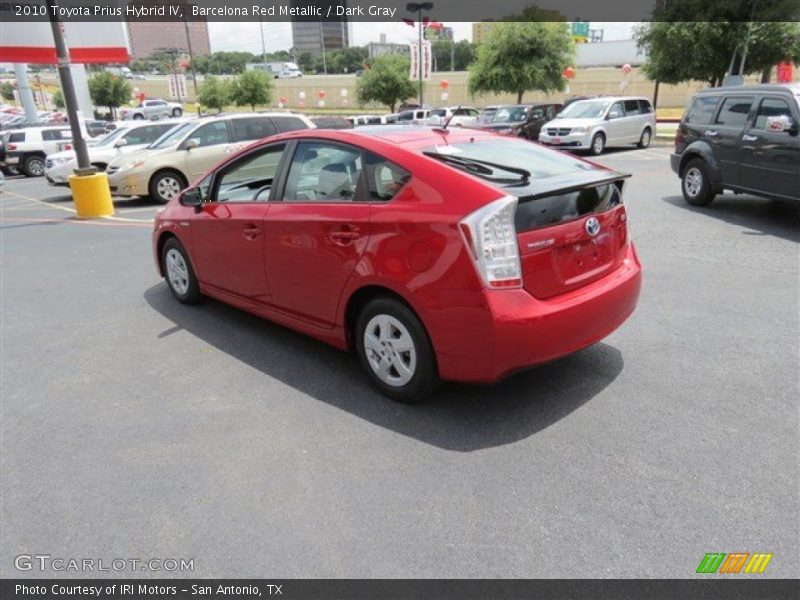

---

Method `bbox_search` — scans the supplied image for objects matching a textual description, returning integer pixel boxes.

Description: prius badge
[585,217,601,237]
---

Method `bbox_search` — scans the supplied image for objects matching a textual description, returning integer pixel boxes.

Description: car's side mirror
[183,138,200,151]
[113,138,127,148]
[180,187,203,207]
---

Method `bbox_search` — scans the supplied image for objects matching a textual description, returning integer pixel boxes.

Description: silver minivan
[538,96,656,155]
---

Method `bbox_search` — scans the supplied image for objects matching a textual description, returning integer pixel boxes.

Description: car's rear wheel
[149,170,185,204]
[171,107,183,118]
[161,238,202,304]
[22,155,45,177]
[355,297,439,403]
[637,128,652,148]
[133,113,144,120]
[681,158,716,206]
[590,132,605,155]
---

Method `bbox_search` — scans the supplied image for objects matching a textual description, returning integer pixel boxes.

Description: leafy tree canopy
[229,70,273,111]
[356,54,416,112]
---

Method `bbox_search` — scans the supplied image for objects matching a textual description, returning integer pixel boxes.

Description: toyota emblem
[585,217,601,237]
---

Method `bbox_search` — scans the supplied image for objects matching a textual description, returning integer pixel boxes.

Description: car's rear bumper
[670,152,682,175]
[434,243,642,383]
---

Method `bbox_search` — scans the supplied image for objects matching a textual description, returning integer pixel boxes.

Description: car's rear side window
[282,141,363,202]
[685,96,720,125]
[41,130,67,141]
[272,116,307,133]
[638,100,653,113]
[752,97,794,130]
[231,117,278,142]
[714,96,754,127]
[8,132,25,143]
[364,152,410,202]
[624,100,641,115]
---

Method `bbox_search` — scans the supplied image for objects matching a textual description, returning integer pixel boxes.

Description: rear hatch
[511,171,629,299]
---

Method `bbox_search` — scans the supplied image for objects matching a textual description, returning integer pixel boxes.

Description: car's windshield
[94,127,127,147]
[424,137,592,182]
[559,100,610,119]
[492,107,528,123]
[148,122,194,149]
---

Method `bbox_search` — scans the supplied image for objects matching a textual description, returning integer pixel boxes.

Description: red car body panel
[153,127,642,383]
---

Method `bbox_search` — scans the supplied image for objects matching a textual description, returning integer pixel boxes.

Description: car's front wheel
[161,237,202,304]
[589,132,606,155]
[133,113,145,120]
[171,107,183,118]
[681,158,716,206]
[149,170,185,204]
[355,297,439,403]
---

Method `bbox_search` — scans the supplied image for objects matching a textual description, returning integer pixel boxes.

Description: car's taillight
[459,195,522,289]
[674,129,685,148]
[63,143,72,150]
[7,143,16,150]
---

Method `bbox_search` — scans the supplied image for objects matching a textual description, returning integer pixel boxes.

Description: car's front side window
[214,144,286,203]
[282,142,363,202]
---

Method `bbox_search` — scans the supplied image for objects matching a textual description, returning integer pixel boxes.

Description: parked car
[85,120,112,137]
[477,106,498,125]
[396,109,431,125]
[152,126,642,402]
[311,115,353,130]
[0,126,72,176]
[45,121,180,185]
[481,103,562,140]
[427,106,480,127]
[121,99,184,121]
[671,83,800,205]
[107,112,314,203]
[539,97,656,155]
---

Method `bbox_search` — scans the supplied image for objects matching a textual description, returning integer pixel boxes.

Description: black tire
[637,127,652,148]
[161,237,202,304]
[91,163,107,172]
[149,169,186,204]
[133,113,145,120]
[589,132,606,155]
[171,107,183,118]
[355,297,440,403]
[681,158,716,207]
[22,155,45,177]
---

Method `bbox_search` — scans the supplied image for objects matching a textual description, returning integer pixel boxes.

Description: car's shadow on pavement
[662,194,800,242]
[144,284,623,452]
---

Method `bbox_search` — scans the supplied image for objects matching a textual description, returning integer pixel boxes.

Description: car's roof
[274,125,500,150]
[695,83,800,95]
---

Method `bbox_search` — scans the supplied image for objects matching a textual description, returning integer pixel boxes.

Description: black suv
[670,84,799,205]
[481,103,562,140]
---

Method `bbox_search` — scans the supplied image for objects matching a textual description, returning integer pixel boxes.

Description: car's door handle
[704,130,719,137]
[242,224,262,240]
[330,228,360,244]
[742,134,758,141]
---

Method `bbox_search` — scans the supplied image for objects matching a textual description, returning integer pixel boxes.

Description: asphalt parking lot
[1,145,798,578]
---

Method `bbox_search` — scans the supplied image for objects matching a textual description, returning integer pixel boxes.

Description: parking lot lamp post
[47,0,114,218]
[407,2,433,106]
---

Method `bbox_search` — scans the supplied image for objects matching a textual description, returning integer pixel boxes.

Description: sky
[207,22,636,54]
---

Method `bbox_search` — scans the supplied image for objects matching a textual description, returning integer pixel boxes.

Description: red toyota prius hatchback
[153,126,642,402]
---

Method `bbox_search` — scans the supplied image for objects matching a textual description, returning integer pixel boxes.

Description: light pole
[182,19,200,114]
[407,2,433,106]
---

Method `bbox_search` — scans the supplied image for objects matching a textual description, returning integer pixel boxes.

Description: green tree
[88,71,131,119]
[197,75,229,113]
[635,21,800,87]
[329,46,369,73]
[229,70,273,111]
[432,40,477,71]
[468,22,574,104]
[0,81,15,103]
[52,89,65,109]
[356,54,416,112]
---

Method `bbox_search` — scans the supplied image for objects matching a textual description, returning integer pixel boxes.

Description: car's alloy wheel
[681,158,716,207]
[172,108,183,118]
[363,314,417,387]
[161,238,201,304]
[590,133,605,155]
[23,156,45,177]
[355,297,439,402]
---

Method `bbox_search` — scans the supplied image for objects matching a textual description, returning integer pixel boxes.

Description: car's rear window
[684,96,720,125]
[424,137,592,180]
[515,183,622,233]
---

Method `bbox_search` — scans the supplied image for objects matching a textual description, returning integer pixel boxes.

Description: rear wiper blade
[423,151,531,183]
